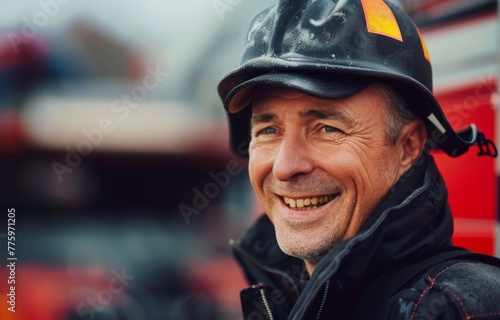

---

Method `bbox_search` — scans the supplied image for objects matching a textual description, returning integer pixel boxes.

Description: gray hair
[371,83,418,144]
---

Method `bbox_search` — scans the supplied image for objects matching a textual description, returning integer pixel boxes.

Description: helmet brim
[224,72,370,113]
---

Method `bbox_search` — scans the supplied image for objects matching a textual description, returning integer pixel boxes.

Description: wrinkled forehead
[250,84,395,123]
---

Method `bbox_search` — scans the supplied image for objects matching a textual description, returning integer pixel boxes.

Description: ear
[398,120,427,176]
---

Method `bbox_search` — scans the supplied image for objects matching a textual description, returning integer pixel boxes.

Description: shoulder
[380,260,500,320]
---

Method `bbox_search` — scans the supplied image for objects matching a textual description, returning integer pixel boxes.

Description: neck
[305,259,316,276]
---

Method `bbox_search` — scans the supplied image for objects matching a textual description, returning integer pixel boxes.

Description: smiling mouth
[282,194,338,211]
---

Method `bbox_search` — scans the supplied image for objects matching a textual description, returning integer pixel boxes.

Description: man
[217,0,500,319]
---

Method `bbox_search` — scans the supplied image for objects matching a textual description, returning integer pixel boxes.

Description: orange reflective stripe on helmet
[413,21,432,63]
[360,0,403,42]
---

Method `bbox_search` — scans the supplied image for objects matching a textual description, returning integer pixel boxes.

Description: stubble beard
[274,218,344,265]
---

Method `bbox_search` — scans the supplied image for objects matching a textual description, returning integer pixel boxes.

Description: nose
[272,134,314,181]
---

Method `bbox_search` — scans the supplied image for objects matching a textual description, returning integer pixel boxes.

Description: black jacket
[232,154,500,319]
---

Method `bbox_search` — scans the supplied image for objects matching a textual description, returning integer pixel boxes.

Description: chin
[276,231,337,262]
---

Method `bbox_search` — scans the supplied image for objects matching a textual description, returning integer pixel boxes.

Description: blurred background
[0,0,498,319]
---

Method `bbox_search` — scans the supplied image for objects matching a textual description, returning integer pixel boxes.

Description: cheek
[357,147,401,203]
[371,147,400,180]
[248,147,272,195]
[320,145,395,199]
[248,154,277,221]
[247,159,260,195]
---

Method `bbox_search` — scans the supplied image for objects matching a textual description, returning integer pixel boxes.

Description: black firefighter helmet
[218,0,497,158]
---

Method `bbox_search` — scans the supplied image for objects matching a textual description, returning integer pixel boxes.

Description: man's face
[248,86,405,265]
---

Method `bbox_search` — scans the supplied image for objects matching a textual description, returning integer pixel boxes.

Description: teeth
[296,199,304,208]
[282,195,336,210]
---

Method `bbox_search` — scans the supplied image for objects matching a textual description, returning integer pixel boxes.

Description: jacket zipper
[315,280,330,320]
[230,239,301,299]
[255,285,274,320]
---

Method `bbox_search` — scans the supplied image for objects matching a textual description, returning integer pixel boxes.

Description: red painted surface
[432,80,498,254]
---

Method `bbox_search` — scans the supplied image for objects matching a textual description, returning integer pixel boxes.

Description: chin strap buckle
[476,131,498,158]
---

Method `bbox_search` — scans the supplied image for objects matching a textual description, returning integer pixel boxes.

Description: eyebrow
[251,113,277,128]
[250,108,355,128]
[299,109,355,125]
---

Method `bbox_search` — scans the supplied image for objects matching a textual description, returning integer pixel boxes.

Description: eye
[257,127,277,135]
[320,126,340,133]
